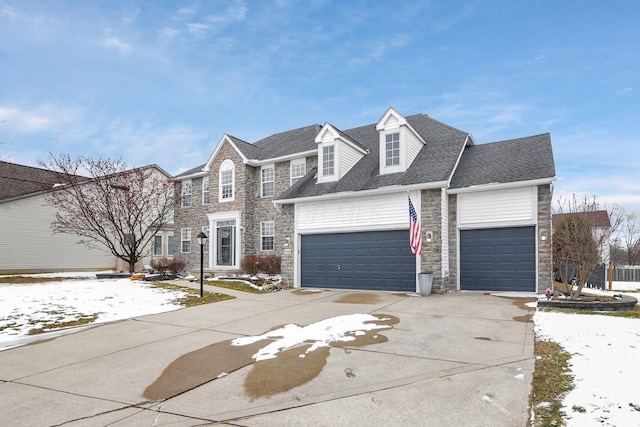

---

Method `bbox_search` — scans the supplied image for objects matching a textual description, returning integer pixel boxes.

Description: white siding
[405,128,423,168]
[458,186,537,229]
[0,194,116,273]
[338,142,364,180]
[296,191,418,234]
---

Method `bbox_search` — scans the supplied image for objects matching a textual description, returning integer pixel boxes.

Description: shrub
[241,254,281,275]
[151,257,186,275]
[241,254,260,275]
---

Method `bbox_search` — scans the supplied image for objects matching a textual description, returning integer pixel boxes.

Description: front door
[216,224,235,266]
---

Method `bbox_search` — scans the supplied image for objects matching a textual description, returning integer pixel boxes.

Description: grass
[27,314,100,335]
[530,339,574,427]
[0,276,87,284]
[203,278,267,294]
[148,281,236,306]
[543,304,640,319]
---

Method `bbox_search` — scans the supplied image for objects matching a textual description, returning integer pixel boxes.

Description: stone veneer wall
[537,184,553,293]
[444,194,458,293]
[420,189,445,293]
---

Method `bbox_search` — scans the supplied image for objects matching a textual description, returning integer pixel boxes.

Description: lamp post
[196,231,207,297]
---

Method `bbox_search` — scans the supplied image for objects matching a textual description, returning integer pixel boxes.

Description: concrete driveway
[0,284,536,426]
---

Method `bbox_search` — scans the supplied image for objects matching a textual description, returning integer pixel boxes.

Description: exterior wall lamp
[196,231,208,297]
[425,231,433,243]
[540,230,547,242]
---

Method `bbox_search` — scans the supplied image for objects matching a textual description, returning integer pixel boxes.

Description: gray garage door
[460,226,535,292]
[301,230,416,291]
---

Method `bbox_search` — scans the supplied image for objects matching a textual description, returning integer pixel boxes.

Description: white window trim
[290,158,306,186]
[261,221,275,251]
[261,164,275,198]
[181,180,192,207]
[219,159,235,202]
[319,144,337,182]
[202,176,210,205]
[380,130,403,175]
[206,211,242,270]
[181,227,191,253]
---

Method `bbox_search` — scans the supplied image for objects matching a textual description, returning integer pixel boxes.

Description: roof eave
[447,177,556,194]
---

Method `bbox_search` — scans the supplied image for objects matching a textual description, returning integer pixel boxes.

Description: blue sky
[1,1,638,212]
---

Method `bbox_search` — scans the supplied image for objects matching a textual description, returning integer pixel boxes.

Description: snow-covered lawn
[534,281,640,426]
[0,272,187,350]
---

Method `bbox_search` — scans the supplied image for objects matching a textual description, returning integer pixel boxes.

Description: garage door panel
[301,230,415,291]
[460,226,535,292]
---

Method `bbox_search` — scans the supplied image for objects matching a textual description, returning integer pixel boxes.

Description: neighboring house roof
[0,161,66,202]
[552,210,611,229]
[449,133,555,189]
[277,114,471,200]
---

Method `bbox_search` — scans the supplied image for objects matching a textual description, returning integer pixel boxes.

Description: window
[202,176,210,205]
[167,235,175,254]
[385,132,400,166]
[181,180,192,207]
[219,160,234,201]
[154,236,162,255]
[181,228,191,253]
[290,158,306,185]
[261,221,274,251]
[323,145,334,176]
[261,165,275,197]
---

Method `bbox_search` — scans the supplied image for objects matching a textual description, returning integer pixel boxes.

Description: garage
[460,226,536,292]
[300,230,416,291]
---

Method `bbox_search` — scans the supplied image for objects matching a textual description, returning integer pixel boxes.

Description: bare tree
[553,194,622,297]
[618,211,640,265]
[38,154,174,273]
[553,214,598,298]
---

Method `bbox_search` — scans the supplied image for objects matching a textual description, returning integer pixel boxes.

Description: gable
[315,123,367,183]
[376,107,426,175]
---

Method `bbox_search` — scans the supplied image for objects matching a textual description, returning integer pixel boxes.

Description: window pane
[167,236,175,254]
[291,159,306,185]
[181,228,191,253]
[385,133,400,166]
[181,181,192,207]
[154,236,162,255]
[323,146,334,176]
[221,169,233,199]
[262,166,275,197]
[202,177,210,204]
[261,221,275,251]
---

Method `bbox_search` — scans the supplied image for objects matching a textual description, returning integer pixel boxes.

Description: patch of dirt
[496,296,537,323]
[334,293,381,304]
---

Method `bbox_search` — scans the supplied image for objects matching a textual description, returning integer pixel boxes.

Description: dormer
[376,107,426,175]
[315,123,367,183]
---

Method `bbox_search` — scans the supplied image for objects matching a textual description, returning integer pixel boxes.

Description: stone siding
[537,184,553,293]
[445,194,458,293]
[419,189,445,293]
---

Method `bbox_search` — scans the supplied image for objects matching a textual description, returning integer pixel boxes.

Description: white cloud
[0,104,83,133]
[103,37,132,54]
[187,22,209,38]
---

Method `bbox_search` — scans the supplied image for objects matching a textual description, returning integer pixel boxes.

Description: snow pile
[0,275,186,348]
[534,308,640,426]
[232,313,390,361]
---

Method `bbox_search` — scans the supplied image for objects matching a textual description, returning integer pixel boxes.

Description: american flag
[408,196,422,255]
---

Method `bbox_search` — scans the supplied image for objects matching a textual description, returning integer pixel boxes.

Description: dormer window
[322,146,335,176]
[377,107,426,176]
[385,132,400,166]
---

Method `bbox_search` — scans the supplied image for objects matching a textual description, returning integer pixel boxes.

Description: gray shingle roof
[0,161,65,202]
[449,133,555,189]
[238,124,321,160]
[277,114,470,200]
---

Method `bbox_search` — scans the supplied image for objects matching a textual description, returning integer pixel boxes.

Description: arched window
[219,159,234,202]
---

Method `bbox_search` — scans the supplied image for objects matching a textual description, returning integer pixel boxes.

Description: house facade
[0,161,175,274]
[174,108,556,293]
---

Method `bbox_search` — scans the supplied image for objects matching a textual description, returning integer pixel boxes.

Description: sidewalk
[0,284,537,426]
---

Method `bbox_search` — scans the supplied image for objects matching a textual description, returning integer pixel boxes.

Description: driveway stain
[335,292,380,304]
[143,339,269,401]
[144,314,399,401]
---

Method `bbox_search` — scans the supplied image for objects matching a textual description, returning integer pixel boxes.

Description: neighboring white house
[174,107,556,293]
[0,161,174,274]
